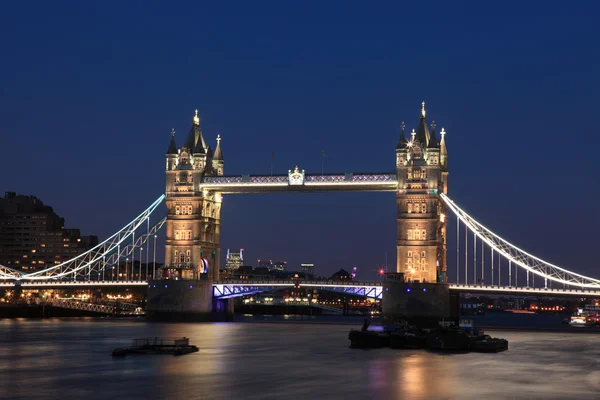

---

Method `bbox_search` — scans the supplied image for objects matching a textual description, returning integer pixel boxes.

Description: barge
[349,319,508,353]
[112,337,199,357]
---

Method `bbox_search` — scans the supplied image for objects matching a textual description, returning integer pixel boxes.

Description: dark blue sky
[1,1,599,280]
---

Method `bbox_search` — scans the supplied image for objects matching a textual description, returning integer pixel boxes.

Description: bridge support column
[146,279,213,322]
[146,280,234,322]
[381,273,454,328]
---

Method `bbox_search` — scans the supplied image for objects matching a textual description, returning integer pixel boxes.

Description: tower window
[407,203,413,213]
[421,203,426,213]
[174,230,192,240]
[420,230,426,240]
[421,251,426,258]
[175,206,181,215]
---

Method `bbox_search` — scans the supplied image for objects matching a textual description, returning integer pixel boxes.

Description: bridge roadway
[3,280,600,298]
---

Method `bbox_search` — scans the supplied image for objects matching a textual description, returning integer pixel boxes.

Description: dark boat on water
[348,319,508,353]
[348,319,391,348]
[112,337,199,356]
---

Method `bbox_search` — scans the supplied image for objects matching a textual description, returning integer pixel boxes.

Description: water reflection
[1,319,600,400]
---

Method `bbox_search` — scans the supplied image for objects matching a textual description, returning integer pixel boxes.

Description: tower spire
[167,128,177,154]
[440,127,448,167]
[415,101,430,145]
[427,120,439,148]
[396,121,409,149]
[214,134,223,161]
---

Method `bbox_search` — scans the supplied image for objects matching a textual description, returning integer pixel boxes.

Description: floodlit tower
[395,102,449,283]
[163,110,223,281]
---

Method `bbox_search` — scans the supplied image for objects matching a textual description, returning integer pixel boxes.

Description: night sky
[1,2,599,281]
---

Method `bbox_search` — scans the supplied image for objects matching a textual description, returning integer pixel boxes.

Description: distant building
[272,261,286,271]
[0,192,98,272]
[257,259,272,270]
[257,259,287,271]
[226,249,244,271]
[330,269,353,281]
[300,263,315,277]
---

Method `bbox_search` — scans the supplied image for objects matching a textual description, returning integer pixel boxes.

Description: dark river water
[1,315,600,400]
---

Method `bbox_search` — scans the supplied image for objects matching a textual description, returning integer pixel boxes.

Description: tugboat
[112,337,199,356]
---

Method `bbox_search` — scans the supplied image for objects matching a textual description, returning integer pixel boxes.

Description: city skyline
[1,2,599,280]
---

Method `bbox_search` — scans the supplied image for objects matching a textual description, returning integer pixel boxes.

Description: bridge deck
[3,280,600,297]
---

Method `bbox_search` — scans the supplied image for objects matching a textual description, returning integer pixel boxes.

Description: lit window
[420,230,426,240]
[421,251,426,258]
[421,203,426,213]
[175,206,181,215]
[187,206,193,215]
[421,258,426,268]
[407,203,413,213]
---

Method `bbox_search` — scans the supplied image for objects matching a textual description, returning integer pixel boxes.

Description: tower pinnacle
[396,121,409,149]
[214,134,223,161]
[167,129,177,154]
[421,101,426,118]
[193,109,200,126]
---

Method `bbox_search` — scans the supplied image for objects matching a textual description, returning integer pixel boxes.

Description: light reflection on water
[1,318,600,400]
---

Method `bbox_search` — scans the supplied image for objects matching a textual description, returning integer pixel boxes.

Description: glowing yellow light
[440,214,446,223]
[193,109,200,126]
[421,101,426,118]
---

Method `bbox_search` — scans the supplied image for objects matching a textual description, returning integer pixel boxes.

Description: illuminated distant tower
[225,248,244,272]
[395,102,449,283]
[163,110,225,281]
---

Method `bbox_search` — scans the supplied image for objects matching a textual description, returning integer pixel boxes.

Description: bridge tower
[395,102,449,283]
[163,110,224,282]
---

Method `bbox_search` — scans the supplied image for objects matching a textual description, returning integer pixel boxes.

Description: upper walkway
[198,172,398,193]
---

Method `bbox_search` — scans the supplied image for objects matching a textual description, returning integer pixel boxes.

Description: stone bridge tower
[163,110,224,282]
[395,102,448,283]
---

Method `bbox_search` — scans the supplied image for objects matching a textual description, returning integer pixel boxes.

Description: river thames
[1,317,599,400]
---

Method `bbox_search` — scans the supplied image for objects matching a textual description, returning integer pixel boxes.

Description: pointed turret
[167,128,177,154]
[212,134,224,175]
[213,134,223,160]
[415,101,431,146]
[427,120,439,148]
[166,129,178,171]
[440,127,448,168]
[184,110,208,153]
[396,122,409,150]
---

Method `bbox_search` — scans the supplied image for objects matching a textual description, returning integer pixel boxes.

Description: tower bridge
[2,102,599,321]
